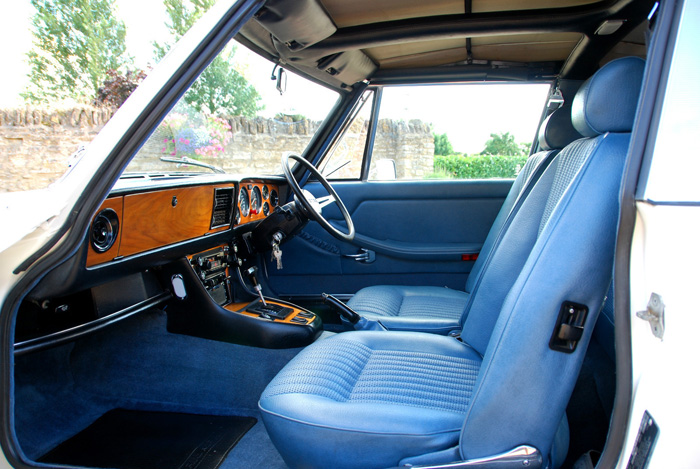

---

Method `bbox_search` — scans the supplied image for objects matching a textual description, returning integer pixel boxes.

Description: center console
[163,245,322,349]
[190,247,231,306]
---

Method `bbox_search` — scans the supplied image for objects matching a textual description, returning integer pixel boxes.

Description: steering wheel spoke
[282,153,355,242]
[316,194,336,209]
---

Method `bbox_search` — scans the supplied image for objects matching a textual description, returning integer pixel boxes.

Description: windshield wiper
[159,156,225,174]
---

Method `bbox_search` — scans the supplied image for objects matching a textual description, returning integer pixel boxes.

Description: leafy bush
[434,154,528,179]
[158,111,233,159]
[95,69,147,108]
[433,132,454,156]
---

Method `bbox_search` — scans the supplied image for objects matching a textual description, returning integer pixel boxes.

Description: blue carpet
[14,309,298,468]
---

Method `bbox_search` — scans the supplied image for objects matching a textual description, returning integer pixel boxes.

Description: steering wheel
[282,153,355,242]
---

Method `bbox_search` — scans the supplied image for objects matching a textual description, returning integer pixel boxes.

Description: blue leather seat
[348,107,583,334]
[259,57,645,469]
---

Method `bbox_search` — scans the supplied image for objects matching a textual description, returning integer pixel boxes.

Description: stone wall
[0,107,115,192]
[1,106,434,193]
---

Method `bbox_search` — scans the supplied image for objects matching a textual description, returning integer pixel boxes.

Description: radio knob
[203,259,213,270]
[200,272,206,280]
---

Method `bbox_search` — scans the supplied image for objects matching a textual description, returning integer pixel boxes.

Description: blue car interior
[258,57,646,469]
[6,0,658,467]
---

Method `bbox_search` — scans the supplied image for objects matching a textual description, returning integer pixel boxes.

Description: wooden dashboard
[87,180,283,268]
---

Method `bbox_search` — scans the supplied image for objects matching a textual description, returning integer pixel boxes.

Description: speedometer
[251,186,262,215]
[239,188,250,218]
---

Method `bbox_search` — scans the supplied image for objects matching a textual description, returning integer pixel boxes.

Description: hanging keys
[272,244,283,270]
[270,231,284,270]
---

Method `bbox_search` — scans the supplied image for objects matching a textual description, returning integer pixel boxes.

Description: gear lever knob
[245,266,266,306]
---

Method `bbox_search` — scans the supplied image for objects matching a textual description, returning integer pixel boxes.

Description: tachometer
[239,188,250,218]
[251,186,262,215]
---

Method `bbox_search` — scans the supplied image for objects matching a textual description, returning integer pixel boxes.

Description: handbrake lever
[322,293,360,324]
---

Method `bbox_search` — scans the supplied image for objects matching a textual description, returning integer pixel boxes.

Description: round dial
[251,186,262,214]
[262,185,269,200]
[269,189,279,207]
[234,207,241,225]
[239,188,250,218]
[263,202,270,216]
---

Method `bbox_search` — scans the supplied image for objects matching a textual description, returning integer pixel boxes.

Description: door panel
[263,179,511,297]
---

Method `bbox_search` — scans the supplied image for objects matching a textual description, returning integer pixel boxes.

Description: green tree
[154,0,262,117]
[433,132,454,156]
[480,132,524,156]
[23,0,129,103]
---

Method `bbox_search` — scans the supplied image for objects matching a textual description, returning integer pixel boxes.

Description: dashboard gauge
[262,185,269,200]
[263,202,270,216]
[269,189,279,207]
[251,186,262,214]
[239,188,250,218]
[234,207,241,225]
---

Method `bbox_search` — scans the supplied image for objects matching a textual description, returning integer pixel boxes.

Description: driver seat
[259,57,645,469]
[347,105,582,334]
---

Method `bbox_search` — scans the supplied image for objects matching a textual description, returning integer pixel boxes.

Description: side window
[369,83,550,181]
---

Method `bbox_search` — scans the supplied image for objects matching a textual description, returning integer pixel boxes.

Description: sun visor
[255,0,337,50]
[315,51,378,87]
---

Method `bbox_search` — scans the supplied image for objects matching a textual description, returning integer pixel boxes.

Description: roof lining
[298,1,631,57]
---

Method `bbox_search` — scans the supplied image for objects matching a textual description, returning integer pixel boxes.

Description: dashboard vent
[90,209,119,253]
[210,187,234,229]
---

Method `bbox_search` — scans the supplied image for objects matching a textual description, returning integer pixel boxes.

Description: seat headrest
[538,106,583,151]
[572,56,646,137]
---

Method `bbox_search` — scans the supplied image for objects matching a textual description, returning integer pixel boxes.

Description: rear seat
[349,105,583,334]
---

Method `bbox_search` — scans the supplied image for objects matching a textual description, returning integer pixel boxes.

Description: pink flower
[184,139,190,144]
[163,138,168,143]
[162,147,166,152]
[170,151,176,155]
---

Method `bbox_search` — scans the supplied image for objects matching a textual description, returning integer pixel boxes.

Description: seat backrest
[458,57,646,463]
[463,106,582,297]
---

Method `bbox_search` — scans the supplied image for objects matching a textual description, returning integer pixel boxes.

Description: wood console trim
[238,182,279,224]
[119,184,233,258]
[224,300,315,325]
[86,197,124,267]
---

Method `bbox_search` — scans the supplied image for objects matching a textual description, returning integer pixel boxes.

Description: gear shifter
[245,266,267,306]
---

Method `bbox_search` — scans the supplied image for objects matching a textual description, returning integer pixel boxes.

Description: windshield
[124,42,339,177]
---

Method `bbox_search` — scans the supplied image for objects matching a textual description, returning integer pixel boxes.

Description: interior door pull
[343,248,375,263]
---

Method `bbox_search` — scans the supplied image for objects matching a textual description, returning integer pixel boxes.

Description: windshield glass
[124,42,339,177]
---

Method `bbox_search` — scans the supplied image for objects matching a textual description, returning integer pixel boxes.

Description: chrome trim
[406,446,542,469]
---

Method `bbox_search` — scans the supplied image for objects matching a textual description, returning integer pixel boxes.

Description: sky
[0,1,550,154]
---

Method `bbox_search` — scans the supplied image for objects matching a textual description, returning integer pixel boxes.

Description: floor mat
[39,409,257,469]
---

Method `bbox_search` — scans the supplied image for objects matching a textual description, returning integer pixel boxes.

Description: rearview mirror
[271,65,287,95]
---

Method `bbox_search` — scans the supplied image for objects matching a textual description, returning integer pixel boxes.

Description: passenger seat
[348,106,583,334]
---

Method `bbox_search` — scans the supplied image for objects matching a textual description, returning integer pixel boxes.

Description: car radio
[190,246,230,306]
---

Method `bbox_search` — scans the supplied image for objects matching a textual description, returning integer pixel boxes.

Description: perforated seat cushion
[259,331,482,469]
[347,285,469,333]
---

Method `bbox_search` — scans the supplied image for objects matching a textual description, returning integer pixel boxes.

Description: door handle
[343,248,375,263]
